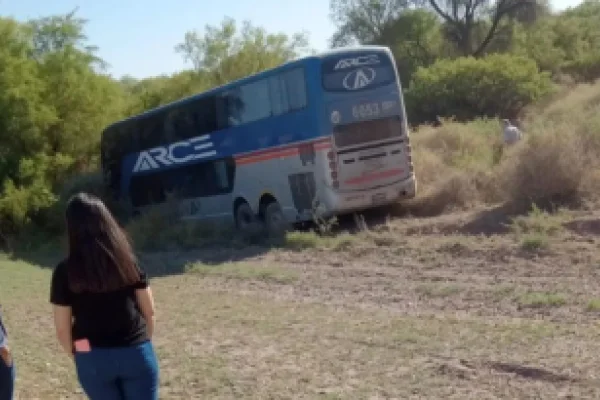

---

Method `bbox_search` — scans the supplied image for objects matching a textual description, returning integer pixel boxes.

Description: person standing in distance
[50,192,159,400]
[0,308,15,400]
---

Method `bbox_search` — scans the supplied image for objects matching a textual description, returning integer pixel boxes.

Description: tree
[0,18,53,180]
[124,70,210,115]
[329,1,443,84]
[329,0,419,47]
[26,8,106,70]
[427,0,537,56]
[386,10,445,84]
[29,11,126,173]
[175,17,311,85]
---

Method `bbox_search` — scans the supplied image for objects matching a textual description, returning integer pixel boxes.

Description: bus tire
[264,201,289,237]
[235,202,260,235]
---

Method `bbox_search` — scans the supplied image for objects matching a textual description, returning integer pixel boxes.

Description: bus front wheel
[263,202,289,237]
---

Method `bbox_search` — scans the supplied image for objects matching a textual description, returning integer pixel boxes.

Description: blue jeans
[0,354,15,400]
[74,341,159,400]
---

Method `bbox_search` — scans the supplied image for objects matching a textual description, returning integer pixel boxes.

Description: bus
[100,45,417,234]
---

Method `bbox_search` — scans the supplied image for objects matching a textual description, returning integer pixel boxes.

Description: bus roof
[103,45,392,132]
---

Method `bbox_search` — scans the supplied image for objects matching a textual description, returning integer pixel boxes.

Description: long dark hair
[66,192,140,293]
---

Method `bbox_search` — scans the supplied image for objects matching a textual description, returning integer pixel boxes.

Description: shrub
[561,55,600,83]
[40,171,131,234]
[405,54,554,124]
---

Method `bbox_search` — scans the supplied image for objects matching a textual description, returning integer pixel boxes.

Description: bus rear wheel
[263,201,289,238]
[235,202,259,235]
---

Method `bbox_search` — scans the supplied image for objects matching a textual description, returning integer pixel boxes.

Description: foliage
[175,17,311,85]
[329,0,419,47]
[405,54,553,123]
[405,79,600,217]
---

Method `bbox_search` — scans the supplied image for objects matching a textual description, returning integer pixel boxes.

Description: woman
[50,192,159,399]
[0,309,15,400]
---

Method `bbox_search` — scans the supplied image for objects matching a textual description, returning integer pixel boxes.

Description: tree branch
[473,0,534,57]
[429,0,456,25]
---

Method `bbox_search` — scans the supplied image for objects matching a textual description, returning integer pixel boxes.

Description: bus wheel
[235,202,259,234]
[264,202,289,237]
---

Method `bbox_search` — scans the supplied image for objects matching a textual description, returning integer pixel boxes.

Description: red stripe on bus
[314,143,331,151]
[236,149,299,165]
[235,137,330,160]
[235,138,331,165]
[344,168,404,185]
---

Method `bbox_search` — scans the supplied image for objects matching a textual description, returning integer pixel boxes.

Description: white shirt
[503,124,522,145]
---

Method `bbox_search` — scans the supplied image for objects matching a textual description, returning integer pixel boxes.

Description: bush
[40,171,131,234]
[405,54,554,124]
[406,80,600,216]
[561,54,600,83]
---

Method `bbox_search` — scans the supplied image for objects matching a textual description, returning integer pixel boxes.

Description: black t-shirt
[49,261,150,348]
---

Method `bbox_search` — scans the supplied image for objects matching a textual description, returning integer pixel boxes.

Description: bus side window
[216,95,229,130]
[283,68,307,111]
[192,96,218,138]
[215,160,229,190]
[269,75,290,116]
[130,173,166,208]
[234,79,272,124]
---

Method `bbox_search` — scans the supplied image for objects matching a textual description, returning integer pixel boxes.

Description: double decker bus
[100,45,416,233]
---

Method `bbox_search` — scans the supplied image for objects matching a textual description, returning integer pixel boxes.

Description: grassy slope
[406,80,600,216]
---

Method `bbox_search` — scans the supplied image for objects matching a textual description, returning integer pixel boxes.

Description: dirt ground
[2,207,600,399]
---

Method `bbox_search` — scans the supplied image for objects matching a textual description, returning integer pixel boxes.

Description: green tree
[405,54,553,123]
[175,17,311,85]
[29,10,126,173]
[427,0,538,56]
[26,8,106,69]
[0,18,53,180]
[330,1,444,84]
[386,10,446,85]
[124,70,210,115]
[329,0,420,47]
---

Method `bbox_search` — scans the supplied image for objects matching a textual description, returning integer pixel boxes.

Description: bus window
[321,51,396,93]
[269,75,290,116]
[282,68,307,111]
[240,79,271,123]
[215,160,229,190]
[138,114,163,151]
[226,79,272,125]
[190,95,219,137]
[129,173,166,207]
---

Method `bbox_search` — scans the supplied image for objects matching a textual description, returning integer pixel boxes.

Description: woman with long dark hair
[50,192,159,399]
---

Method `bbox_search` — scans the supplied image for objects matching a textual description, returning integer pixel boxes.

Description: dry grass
[405,79,600,217]
[4,211,600,398]
[186,261,299,284]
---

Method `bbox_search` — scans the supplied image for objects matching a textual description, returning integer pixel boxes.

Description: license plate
[371,193,386,205]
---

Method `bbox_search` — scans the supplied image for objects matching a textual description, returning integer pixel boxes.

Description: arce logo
[343,68,376,91]
[133,135,216,173]
[334,54,380,70]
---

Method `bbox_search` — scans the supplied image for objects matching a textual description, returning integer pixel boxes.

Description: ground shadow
[8,200,553,279]
[135,244,272,278]
[444,203,525,236]
[564,217,600,236]
[329,202,530,237]
[9,240,277,279]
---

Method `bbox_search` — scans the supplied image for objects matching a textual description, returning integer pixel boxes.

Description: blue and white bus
[100,45,417,233]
